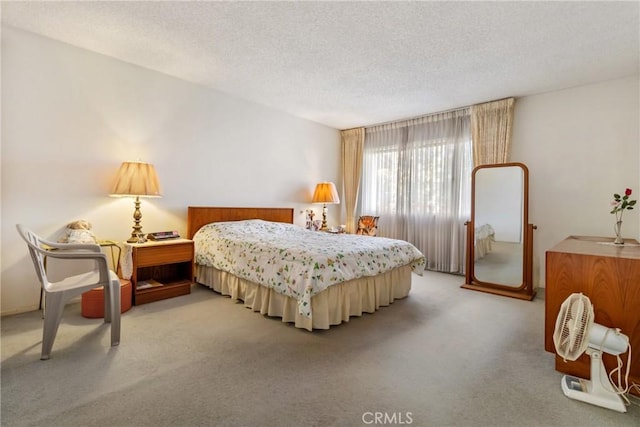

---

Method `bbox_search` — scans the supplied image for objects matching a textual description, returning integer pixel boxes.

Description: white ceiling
[2,1,639,129]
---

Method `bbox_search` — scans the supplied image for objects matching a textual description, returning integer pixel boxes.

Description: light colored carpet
[2,271,638,426]
[474,241,523,286]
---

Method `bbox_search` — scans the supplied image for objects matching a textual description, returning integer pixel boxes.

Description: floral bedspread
[193,220,426,318]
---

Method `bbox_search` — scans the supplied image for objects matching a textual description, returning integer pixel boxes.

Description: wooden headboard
[187,207,295,239]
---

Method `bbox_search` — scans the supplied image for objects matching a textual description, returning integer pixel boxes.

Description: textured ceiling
[2,1,639,129]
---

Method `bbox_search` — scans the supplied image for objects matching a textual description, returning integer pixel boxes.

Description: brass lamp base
[320,204,328,230]
[127,196,144,243]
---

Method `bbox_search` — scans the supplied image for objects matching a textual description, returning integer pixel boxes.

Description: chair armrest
[34,242,104,261]
[42,250,107,260]
[40,239,102,253]
[39,248,112,284]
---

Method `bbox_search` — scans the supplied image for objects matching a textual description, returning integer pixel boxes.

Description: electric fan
[553,293,629,413]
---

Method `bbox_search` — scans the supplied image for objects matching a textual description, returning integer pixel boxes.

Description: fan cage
[554,293,594,361]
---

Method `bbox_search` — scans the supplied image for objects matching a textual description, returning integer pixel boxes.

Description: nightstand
[129,238,194,305]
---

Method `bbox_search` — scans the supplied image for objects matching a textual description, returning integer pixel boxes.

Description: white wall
[511,75,640,286]
[474,166,523,243]
[1,27,341,315]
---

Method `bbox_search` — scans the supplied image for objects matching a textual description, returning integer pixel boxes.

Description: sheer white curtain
[360,108,472,273]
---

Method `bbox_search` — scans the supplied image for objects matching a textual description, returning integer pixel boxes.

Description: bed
[475,224,495,260]
[187,207,426,330]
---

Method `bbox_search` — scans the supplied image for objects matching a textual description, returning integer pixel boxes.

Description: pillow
[356,216,379,236]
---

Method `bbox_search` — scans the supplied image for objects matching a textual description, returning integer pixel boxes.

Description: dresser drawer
[134,242,194,267]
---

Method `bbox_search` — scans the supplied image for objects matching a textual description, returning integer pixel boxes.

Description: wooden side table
[128,238,194,305]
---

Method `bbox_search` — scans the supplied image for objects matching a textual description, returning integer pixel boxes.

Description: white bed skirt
[475,236,493,260]
[195,264,413,330]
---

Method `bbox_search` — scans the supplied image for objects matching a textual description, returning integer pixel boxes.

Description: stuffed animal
[58,220,97,244]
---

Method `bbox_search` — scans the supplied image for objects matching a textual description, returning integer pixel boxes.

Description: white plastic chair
[16,224,121,360]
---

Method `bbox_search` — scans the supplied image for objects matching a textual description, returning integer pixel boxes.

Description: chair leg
[103,284,112,323]
[108,279,121,347]
[40,293,65,360]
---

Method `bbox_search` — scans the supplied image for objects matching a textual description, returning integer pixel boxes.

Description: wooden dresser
[545,236,640,391]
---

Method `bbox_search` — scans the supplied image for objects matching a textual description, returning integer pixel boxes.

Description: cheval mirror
[461,162,536,300]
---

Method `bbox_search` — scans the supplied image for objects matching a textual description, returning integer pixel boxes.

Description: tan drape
[471,98,515,166]
[340,128,364,234]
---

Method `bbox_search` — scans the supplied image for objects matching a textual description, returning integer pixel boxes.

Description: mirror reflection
[473,166,524,287]
[462,162,535,301]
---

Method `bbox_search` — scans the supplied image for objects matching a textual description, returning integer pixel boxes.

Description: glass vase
[614,220,624,245]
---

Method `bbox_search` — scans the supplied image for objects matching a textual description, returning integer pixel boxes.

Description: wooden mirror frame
[461,162,536,301]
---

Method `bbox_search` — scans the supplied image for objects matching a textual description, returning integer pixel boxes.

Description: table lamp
[312,182,340,231]
[110,161,162,242]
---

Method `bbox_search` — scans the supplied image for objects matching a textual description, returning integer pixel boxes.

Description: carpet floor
[1,270,638,426]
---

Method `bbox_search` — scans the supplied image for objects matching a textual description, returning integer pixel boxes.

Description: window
[360,109,472,273]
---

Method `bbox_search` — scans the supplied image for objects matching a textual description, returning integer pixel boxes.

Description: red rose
[626,188,633,196]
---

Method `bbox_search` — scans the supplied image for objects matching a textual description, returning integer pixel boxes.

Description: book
[136,279,163,290]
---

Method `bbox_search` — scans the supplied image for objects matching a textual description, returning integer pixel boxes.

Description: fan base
[561,375,626,413]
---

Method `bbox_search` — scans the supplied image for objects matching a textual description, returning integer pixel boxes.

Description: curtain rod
[362,104,470,130]
[341,96,514,131]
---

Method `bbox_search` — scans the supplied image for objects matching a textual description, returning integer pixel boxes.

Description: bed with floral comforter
[193,219,425,329]
[475,223,495,260]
